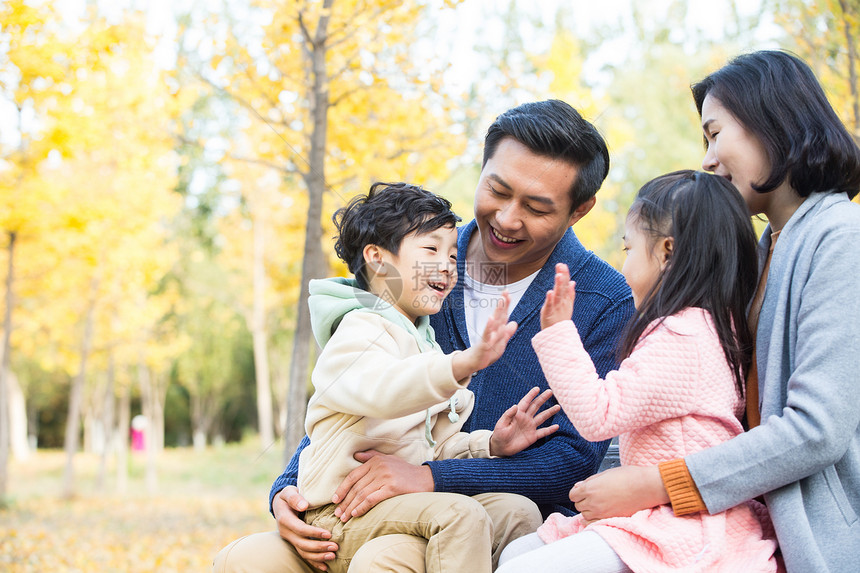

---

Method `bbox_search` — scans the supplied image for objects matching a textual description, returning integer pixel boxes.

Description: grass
[1,438,287,572]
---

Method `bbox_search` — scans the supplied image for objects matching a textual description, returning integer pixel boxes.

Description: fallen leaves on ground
[1,441,282,572]
[1,495,270,572]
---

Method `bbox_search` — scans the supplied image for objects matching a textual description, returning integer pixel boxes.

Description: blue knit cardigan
[270,220,633,518]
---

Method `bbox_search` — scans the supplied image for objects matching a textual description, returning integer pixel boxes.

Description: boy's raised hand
[540,263,576,330]
[451,291,517,380]
[490,387,560,457]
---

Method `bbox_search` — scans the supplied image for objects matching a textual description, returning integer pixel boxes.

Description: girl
[568,50,860,573]
[497,170,778,572]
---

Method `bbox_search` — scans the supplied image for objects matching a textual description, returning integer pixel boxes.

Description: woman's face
[700,94,773,217]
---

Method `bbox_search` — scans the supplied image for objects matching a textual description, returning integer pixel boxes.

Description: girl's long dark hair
[619,170,759,391]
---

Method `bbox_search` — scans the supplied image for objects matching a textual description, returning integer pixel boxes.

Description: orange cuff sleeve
[658,459,707,516]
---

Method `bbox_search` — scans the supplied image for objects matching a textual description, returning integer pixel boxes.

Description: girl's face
[621,215,672,309]
[700,94,773,218]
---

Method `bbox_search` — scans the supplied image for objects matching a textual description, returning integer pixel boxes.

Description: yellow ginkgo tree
[0,0,80,503]
[45,14,182,496]
[1,5,183,497]
[190,0,467,453]
[774,0,860,137]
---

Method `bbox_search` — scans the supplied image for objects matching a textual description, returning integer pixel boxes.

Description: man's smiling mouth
[491,227,521,244]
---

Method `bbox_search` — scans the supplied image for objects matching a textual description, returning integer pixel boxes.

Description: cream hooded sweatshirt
[297,277,493,508]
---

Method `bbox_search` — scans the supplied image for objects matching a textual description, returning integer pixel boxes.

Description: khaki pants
[306,492,491,573]
[213,492,542,572]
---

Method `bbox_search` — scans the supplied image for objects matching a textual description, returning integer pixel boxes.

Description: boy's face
[366,225,458,324]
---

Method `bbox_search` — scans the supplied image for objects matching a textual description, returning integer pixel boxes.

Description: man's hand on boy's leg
[331,451,434,521]
[274,486,338,571]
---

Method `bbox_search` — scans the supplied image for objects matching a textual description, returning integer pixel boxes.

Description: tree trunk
[62,277,98,498]
[252,208,275,447]
[138,361,158,494]
[284,0,334,459]
[153,371,167,454]
[115,381,130,494]
[191,386,205,451]
[838,0,860,134]
[190,384,216,452]
[0,230,16,503]
[273,363,289,439]
[8,372,29,460]
[97,354,116,489]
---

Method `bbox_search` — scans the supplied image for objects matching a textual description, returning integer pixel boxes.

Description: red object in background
[131,414,147,452]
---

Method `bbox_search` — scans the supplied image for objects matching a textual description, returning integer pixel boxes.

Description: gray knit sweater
[687,192,860,572]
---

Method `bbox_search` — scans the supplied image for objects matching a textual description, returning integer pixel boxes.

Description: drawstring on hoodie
[311,279,463,450]
[447,397,460,423]
[424,396,460,447]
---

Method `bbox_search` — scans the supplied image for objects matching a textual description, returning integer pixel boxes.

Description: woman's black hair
[620,170,759,392]
[332,182,460,290]
[692,50,860,199]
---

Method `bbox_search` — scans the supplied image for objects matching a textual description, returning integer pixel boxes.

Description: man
[214,100,634,572]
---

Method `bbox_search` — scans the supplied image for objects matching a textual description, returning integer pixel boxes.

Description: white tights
[496,531,632,573]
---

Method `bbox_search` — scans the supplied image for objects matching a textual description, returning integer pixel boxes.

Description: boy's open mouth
[428,281,447,292]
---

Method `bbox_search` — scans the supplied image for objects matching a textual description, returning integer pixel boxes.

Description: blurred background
[0,0,857,568]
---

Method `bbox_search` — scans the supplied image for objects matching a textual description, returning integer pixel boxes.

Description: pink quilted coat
[532,308,778,572]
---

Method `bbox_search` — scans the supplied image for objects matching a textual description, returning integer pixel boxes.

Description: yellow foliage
[1,7,183,380]
[208,0,468,341]
[773,0,860,137]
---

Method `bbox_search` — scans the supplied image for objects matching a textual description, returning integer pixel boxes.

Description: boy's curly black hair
[333,182,461,290]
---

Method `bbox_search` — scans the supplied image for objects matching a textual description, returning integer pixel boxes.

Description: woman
[569,50,860,572]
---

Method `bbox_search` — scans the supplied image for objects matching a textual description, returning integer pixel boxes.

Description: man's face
[472,137,586,283]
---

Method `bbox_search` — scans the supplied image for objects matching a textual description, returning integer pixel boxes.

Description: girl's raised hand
[490,387,560,457]
[540,263,576,330]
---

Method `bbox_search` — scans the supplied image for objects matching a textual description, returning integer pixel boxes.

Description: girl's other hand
[570,465,670,522]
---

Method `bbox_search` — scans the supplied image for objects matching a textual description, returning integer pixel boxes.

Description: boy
[296,182,559,573]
